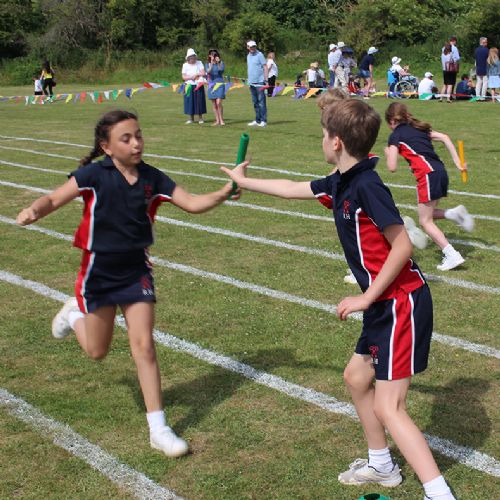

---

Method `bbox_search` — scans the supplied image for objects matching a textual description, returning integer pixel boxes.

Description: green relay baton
[229,133,249,198]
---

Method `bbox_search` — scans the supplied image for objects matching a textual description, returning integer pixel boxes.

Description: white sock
[68,310,84,330]
[423,475,455,499]
[442,244,456,257]
[368,447,394,473]
[146,410,166,434]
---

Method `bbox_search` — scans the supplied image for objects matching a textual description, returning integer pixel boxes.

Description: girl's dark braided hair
[79,109,138,167]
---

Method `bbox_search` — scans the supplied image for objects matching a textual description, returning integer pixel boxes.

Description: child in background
[304,63,318,88]
[384,102,473,271]
[16,109,239,458]
[221,99,455,500]
[33,75,43,96]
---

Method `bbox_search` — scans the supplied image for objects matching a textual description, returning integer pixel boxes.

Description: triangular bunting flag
[125,88,132,98]
[65,94,73,103]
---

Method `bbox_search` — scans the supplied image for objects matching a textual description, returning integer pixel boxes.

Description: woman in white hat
[181,48,207,124]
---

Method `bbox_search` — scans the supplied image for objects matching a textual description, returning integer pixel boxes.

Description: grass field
[0,83,499,500]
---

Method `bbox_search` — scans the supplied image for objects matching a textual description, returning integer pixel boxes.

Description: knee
[343,365,370,392]
[86,346,109,361]
[373,399,406,425]
[131,341,157,364]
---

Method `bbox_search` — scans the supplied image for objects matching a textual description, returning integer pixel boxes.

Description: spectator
[358,46,377,98]
[205,49,226,126]
[487,47,500,103]
[442,36,461,95]
[455,75,475,100]
[304,63,318,88]
[333,42,346,89]
[327,43,337,87]
[440,43,457,103]
[40,60,55,98]
[418,72,437,99]
[316,62,327,88]
[341,47,357,85]
[33,74,43,96]
[475,37,489,100]
[246,40,268,127]
[181,48,207,124]
[266,52,278,97]
[388,56,408,93]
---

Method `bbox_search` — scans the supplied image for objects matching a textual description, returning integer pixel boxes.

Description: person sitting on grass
[221,99,456,500]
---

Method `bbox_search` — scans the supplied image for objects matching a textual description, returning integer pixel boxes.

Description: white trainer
[403,216,428,249]
[257,121,267,127]
[150,427,189,458]
[453,205,474,232]
[437,250,465,271]
[247,120,258,126]
[51,298,80,339]
[338,458,403,487]
[343,269,357,285]
[198,120,204,124]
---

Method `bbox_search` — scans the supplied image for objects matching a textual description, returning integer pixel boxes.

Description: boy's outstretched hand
[220,181,241,200]
[220,160,249,185]
[16,207,37,226]
[337,294,371,320]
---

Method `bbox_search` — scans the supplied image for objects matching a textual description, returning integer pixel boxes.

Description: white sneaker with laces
[247,120,258,126]
[185,120,193,124]
[338,458,403,487]
[436,251,465,271]
[150,427,189,457]
[453,205,474,232]
[403,216,428,249]
[258,121,267,127]
[51,298,80,339]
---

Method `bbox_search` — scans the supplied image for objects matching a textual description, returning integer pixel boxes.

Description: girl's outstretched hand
[220,181,241,200]
[337,294,371,320]
[16,207,37,226]
[220,160,249,184]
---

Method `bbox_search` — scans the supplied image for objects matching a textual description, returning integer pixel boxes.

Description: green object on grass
[229,132,249,197]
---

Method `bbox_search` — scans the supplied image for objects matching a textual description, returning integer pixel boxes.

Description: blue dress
[206,62,226,99]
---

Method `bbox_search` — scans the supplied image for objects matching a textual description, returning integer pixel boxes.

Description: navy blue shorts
[417,168,448,204]
[355,285,433,380]
[75,250,156,313]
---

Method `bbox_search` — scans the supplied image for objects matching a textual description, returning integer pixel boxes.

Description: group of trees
[1,0,499,68]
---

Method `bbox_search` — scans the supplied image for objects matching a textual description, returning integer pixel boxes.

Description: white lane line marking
[1,271,498,478]
[1,217,498,360]
[1,134,499,200]
[0,388,181,500]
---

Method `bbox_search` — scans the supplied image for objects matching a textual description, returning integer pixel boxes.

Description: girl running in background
[384,102,473,271]
[16,109,239,457]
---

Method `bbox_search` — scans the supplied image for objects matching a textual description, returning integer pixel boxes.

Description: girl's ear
[100,141,112,157]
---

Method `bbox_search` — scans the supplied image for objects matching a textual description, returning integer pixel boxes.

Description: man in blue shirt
[474,37,489,100]
[246,40,269,127]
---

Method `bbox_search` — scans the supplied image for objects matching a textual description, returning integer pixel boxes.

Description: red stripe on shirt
[73,188,96,250]
[147,194,172,222]
[314,192,333,209]
[399,142,434,178]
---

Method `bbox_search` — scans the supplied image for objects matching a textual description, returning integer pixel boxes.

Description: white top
[442,44,460,62]
[182,61,205,85]
[331,49,342,68]
[34,79,43,92]
[418,77,434,96]
[328,51,336,70]
[441,52,454,71]
[306,69,317,83]
[267,58,278,78]
[390,63,403,75]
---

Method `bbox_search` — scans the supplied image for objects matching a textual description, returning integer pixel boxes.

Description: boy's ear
[332,135,342,151]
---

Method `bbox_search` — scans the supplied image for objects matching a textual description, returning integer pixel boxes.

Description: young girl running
[16,109,239,458]
[384,102,473,271]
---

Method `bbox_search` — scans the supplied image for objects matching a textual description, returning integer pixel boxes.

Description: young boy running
[221,99,455,500]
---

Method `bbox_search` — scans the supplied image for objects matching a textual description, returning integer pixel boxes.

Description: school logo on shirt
[343,200,351,220]
[144,184,153,200]
[369,345,379,365]
[141,275,154,296]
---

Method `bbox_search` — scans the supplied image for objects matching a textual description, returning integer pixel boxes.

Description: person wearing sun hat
[358,46,378,98]
[333,42,348,89]
[246,40,269,127]
[181,48,207,124]
[328,43,337,86]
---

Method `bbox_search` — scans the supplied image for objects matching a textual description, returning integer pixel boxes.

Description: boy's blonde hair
[321,100,381,159]
[317,88,349,110]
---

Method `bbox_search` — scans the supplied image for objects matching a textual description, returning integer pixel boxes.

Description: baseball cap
[247,40,257,48]
[424,71,433,78]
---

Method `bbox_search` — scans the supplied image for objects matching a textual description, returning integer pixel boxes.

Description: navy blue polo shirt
[310,156,425,300]
[359,54,375,71]
[70,156,176,253]
[388,123,446,180]
[474,46,489,76]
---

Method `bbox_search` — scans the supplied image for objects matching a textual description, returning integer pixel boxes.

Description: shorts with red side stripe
[355,284,433,380]
[416,169,448,204]
[75,249,156,314]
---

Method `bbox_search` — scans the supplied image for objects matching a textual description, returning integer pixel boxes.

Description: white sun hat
[367,46,378,55]
[185,48,197,59]
[247,40,257,48]
[329,43,337,50]
[424,71,434,78]
[337,42,345,49]
[391,56,401,65]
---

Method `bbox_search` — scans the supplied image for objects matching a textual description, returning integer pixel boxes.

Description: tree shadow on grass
[122,347,343,436]
[401,377,492,473]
